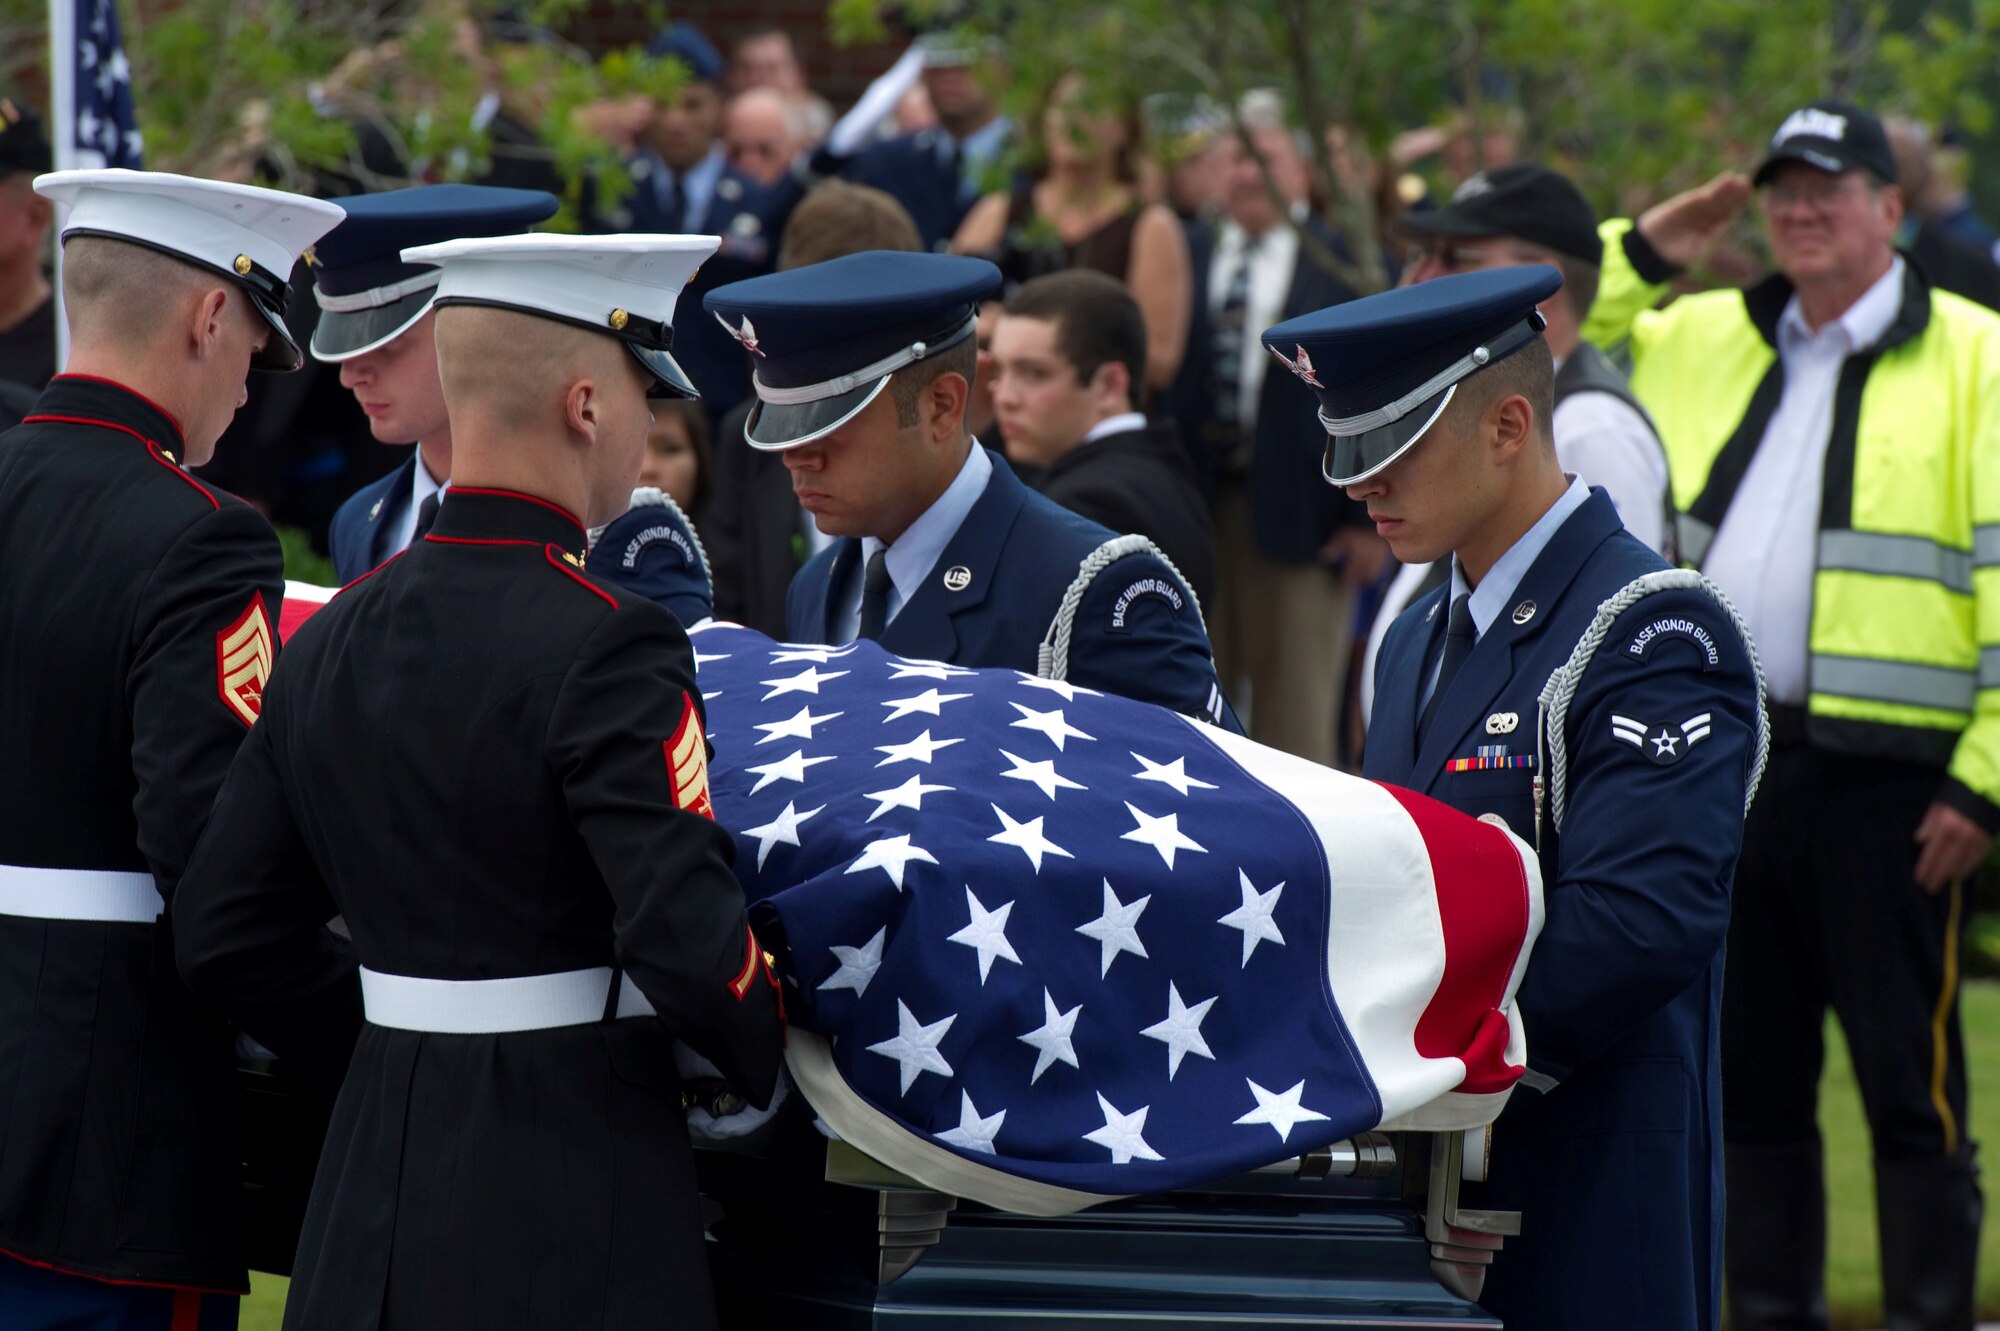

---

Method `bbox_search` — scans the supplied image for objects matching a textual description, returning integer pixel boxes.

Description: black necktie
[1207,234,1259,471]
[413,491,442,543]
[857,548,892,642]
[1417,592,1475,746]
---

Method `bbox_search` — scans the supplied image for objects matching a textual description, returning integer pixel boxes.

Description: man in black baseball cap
[1753,98,1898,186]
[0,98,55,395]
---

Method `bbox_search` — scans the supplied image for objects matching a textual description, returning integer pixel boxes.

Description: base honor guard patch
[215,593,274,726]
[1611,712,1713,765]
[1446,744,1535,773]
[666,692,716,819]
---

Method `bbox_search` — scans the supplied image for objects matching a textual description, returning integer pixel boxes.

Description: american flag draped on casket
[277,585,1543,1217]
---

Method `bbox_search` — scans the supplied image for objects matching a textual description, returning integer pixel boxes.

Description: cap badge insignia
[943,565,973,592]
[1271,344,1323,388]
[1774,107,1847,146]
[715,311,766,357]
[233,254,253,276]
[1611,712,1713,766]
[299,246,319,268]
[216,594,274,727]
[609,308,630,331]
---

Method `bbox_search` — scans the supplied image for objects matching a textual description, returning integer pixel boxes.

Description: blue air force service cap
[36,168,345,372]
[310,184,558,362]
[1260,264,1561,487]
[704,250,1002,450]
[400,233,719,399]
[648,22,723,82]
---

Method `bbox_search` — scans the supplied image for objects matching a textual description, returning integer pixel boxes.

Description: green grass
[236,981,2000,1330]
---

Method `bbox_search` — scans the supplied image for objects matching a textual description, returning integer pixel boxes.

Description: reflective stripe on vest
[1813,655,1975,715]
[1975,525,2000,569]
[1818,531,1974,595]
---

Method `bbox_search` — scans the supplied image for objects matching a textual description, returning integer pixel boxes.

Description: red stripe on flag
[1380,785,1531,1095]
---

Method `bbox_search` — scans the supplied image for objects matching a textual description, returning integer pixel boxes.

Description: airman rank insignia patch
[1611,712,1713,764]
[666,691,716,819]
[216,593,273,726]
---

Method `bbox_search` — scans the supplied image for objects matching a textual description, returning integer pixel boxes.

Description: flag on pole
[48,0,144,370]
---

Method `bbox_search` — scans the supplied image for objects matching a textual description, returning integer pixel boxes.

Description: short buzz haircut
[1001,269,1146,402]
[777,180,922,271]
[888,334,978,429]
[1457,334,1555,445]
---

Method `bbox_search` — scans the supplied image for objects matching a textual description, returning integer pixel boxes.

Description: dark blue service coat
[785,451,1231,726]
[1365,490,1759,1331]
[326,452,418,584]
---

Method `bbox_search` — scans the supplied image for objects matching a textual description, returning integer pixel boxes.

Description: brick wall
[561,2,904,109]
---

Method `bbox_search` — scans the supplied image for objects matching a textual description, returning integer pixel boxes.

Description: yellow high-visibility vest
[1586,219,2000,818]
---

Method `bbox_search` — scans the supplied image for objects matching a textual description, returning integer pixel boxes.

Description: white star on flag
[1140,982,1217,1079]
[1076,879,1149,977]
[936,1090,1006,1155]
[998,749,1086,800]
[759,665,850,700]
[1131,752,1218,796]
[881,688,972,722]
[1120,802,1207,869]
[753,705,842,744]
[867,1000,957,1094]
[844,834,938,890]
[947,886,1021,982]
[1019,987,1083,1083]
[767,644,859,664]
[744,749,836,794]
[692,649,730,668]
[1016,675,1100,702]
[819,927,886,996]
[861,774,954,822]
[875,728,964,767]
[739,799,824,869]
[886,660,977,680]
[1008,702,1095,751]
[1083,1093,1163,1164]
[1234,1078,1331,1143]
[1218,870,1286,966]
[987,803,1073,872]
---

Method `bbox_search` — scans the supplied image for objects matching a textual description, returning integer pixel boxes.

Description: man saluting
[176,233,785,1330]
[1265,266,1764,1331]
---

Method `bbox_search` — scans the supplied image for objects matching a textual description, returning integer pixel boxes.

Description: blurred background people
[953,71,1192,395]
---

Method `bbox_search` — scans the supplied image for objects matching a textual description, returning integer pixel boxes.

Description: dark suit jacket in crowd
[1024,420,1217,614]
[1164,214,1373,566]
[813,128,996,252]
[706,397,804,639]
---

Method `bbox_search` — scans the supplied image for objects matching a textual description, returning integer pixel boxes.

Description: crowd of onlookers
[7,16,2000,777]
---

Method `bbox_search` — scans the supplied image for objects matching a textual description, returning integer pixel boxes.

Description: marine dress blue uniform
[1264,267,1766,1331]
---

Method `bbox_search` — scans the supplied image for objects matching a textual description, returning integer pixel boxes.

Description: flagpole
[47,0,72,370]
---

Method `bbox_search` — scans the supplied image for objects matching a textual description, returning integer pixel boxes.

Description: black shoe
[1876,1142,1983,1331]
[1725,1140,1831,1331]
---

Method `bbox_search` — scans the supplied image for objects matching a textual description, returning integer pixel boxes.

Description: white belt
[0,864,163,923]
[359,965,657,1034]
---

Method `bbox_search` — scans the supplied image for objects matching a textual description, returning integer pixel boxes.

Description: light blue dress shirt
[835,443,994,642]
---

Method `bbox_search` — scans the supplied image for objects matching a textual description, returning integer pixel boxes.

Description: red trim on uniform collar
[444,486,586,534]
[18,412,219,510]
[50,373,187,444]
[544,544,620,609]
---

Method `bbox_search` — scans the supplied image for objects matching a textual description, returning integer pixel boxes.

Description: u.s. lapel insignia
[216,593,274,726]
[1610,712,1713,765]
[1511,600,1537,625]
[1427,601,1440,624]
[943,565,973,592]
[665,691,716,819]
[1485,711,1519,735]
[368,497,384,521]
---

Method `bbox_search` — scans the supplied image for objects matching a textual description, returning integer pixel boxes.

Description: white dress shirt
[1207,213,1301,432]
[1702,258,1905,704]
[834,444,993,642]
[1551,379,1671,555]
[1080,411,1147,446]
[391,452,447,557]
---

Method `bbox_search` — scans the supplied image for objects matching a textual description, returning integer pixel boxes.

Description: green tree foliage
[0,0,682,230]
[830,0,2000,291]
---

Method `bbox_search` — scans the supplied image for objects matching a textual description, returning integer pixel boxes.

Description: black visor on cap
[310,287,436,362]
[248,295,304,372]
[744,375,890,449]
[632,343,699,400]
[1322,382,1457,487]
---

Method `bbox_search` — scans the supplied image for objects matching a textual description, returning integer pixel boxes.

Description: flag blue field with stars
[690,621,1545,1214]
[66,0,144,168]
